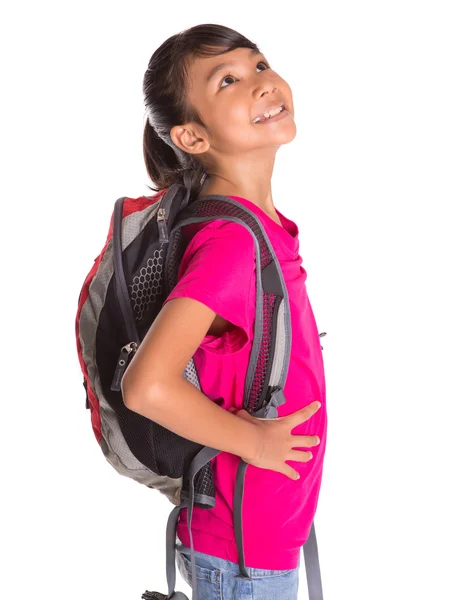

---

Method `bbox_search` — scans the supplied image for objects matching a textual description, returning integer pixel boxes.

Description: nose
[253,82,277,100]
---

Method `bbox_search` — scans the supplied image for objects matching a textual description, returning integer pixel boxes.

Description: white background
[2,1,474,599]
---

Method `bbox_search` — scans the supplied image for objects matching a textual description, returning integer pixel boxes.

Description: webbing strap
[163,445,323,600]
[162,446,220,600]
[233,456,323,600]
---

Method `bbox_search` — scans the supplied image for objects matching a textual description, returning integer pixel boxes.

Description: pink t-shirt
[162,195,327,570]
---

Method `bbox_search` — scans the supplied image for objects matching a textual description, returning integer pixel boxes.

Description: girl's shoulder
[182,218,255,249]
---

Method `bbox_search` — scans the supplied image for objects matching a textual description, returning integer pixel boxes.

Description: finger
[288,449,313,462]
[298,402,321,422]
[300,435,320,447]
[284,405,315,426]
[284,467,300,480]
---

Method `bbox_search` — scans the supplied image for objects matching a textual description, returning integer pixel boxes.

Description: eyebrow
[205,48,263,84]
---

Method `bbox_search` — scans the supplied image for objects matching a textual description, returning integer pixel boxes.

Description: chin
[286,122,297,142]
[273,121,297,145]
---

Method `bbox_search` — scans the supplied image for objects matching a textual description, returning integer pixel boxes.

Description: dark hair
[142,23,260,199]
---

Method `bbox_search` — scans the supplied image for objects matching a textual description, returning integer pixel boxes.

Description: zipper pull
[319,331,327,350]
[157,207,168,243]
[83,377,90,410]
[111,342,138,392]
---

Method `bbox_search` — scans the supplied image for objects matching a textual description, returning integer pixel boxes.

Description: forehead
[187,47,263,88]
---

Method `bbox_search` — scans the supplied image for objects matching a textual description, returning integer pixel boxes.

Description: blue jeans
[175,539,300,600]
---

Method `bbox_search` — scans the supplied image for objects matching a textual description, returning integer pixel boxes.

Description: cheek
[227,100,251,125]
[276,76,294,108]
[213,102,253,140]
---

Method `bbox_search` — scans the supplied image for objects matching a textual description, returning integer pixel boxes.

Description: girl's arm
[121,296,259,462]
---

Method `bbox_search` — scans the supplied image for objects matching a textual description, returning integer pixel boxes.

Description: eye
[219,61,270,89]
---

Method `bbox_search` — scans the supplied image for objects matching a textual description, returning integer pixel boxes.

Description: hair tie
[178,169,193,211]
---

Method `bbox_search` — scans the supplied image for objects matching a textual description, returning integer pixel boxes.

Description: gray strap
[303,521,323,600]
[164,446,221,599]
[164,447,323,600]
[233,459,252,580]
[186,446,221,599]
[163,505,188,600]
[233,457,323,599]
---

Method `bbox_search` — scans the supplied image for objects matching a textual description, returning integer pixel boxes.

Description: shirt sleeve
[162,219,256,354]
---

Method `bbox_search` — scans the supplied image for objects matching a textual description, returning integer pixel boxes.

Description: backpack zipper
[110,197,142,392]
[111,200,168,394]
[111,341,138,392]
[157,207,168,242]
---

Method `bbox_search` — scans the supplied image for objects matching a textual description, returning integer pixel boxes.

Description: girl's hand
[228,402,321,480]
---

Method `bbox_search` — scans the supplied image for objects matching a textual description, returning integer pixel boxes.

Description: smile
[252,106,290,125]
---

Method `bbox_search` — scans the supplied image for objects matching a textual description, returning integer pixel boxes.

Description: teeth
[253,105,284,123]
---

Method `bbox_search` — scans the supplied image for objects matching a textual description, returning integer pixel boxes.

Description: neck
[197,150,278,215]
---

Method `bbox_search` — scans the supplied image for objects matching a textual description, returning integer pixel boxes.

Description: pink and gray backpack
[75,169,326,600]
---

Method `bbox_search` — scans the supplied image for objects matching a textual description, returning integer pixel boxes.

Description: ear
[170,123,210,156]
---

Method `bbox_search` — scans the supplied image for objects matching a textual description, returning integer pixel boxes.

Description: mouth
[252,103,288,124]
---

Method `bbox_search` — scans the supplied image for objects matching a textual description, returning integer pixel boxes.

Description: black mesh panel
[96,214,215,507]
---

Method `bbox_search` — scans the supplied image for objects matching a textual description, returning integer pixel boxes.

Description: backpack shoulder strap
[170,194,291,417]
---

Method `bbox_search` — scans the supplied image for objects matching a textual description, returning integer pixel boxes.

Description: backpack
[75,169,326,600]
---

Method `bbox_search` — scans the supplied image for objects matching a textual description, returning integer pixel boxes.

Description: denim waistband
[175,538,300,578]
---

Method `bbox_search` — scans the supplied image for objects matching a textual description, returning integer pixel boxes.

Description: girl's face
[173,46,296,162]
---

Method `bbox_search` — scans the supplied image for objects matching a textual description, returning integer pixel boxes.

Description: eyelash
[219,61,270,89]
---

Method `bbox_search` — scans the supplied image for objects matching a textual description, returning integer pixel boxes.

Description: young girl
[122,23,327,600]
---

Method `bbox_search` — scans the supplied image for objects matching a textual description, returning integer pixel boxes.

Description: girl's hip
[175,539,300,600]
